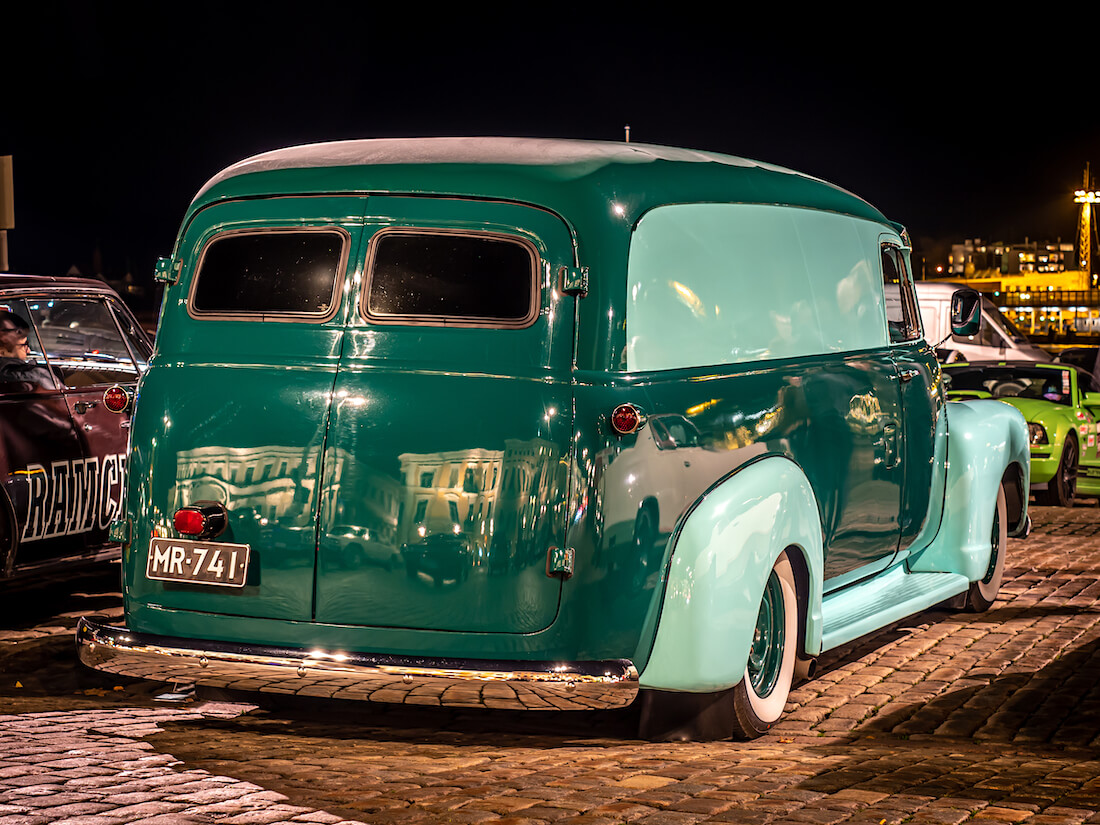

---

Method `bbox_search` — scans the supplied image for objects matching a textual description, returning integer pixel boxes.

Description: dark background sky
[3,4,1092,304]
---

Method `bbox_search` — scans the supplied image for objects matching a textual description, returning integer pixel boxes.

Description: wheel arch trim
[638,455,823,694]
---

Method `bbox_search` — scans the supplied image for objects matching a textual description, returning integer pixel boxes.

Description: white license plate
[147,538,250,587]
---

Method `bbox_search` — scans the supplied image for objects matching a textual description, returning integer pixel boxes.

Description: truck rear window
[364,230,538,327]
[190,230,347,318]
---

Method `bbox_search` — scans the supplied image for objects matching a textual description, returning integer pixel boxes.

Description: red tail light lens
[173,502,228,538]
[174,509,207,535]
[103,385,131,413]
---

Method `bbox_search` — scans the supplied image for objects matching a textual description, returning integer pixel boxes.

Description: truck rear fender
[638,455,823,693]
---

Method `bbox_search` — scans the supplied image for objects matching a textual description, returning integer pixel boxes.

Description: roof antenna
[624,124,630,143]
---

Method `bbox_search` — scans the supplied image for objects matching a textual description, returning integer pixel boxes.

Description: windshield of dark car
[944,366,1074,406]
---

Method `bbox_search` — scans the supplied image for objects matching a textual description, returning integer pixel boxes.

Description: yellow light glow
[686,399,720,416]
[670,281,706,318]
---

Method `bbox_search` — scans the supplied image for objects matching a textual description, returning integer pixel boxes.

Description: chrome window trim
[186,226,351,323]
[105,296,154,360]
[881,240,923,344]
[102,296,150,373]
[361,227,541,330]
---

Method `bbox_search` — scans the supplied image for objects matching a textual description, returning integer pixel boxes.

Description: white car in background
[914,281,1046,362]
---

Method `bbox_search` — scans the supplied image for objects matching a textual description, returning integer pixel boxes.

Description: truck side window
[625,204,887,371]
[190,229,347,318]
[881,245,921,343]
[364,230,538,328]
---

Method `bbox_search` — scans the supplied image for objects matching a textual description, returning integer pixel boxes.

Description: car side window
[27,298,144,388]
[0,299,56,393]
[881,245,922,343]
[109,300,153,368]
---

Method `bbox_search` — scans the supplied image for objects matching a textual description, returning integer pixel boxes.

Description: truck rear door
[314,196,576,633]
[126,196,366,622]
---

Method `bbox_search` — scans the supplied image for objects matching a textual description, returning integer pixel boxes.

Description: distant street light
[1073,164,1100,284]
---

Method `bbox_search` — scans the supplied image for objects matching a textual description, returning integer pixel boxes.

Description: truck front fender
[909,399,1029,580]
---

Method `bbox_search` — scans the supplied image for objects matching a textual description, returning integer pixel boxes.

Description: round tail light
[174,509,207,535]
[103,385,132,414]
[610,403,645,435]
[173,502,228,538]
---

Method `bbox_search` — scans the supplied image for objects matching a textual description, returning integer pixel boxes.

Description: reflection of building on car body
[77,138,1030,741]
[600,413,766,573]
[0,275,152,580]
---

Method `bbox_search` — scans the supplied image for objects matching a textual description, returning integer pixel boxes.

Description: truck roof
[190,137,891,228]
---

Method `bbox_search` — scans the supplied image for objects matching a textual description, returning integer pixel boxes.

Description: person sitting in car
[0,310,54,390]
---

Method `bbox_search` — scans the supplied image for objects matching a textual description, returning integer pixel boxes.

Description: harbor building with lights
[925,168,1100,339]
[925,265,1098,336]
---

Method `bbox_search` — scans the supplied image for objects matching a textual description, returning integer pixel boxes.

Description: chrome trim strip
[77,619,639,711]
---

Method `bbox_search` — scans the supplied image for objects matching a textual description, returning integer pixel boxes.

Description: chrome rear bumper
[76,619,639,711]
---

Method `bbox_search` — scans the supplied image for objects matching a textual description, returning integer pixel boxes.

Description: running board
[821,565,969,652]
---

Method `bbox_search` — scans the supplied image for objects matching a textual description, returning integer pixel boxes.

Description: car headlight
[1029,423,1048,445]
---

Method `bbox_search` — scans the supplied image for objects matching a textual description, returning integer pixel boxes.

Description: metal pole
[0,155,11,272]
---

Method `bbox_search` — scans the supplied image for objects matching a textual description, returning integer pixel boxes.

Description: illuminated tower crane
[1074,165,1100,285]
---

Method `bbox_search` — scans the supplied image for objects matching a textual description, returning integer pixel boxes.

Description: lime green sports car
[944,361,1100,506]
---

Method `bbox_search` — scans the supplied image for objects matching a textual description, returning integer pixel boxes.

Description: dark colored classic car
[0,274,152,580]
[79,138,1029,741]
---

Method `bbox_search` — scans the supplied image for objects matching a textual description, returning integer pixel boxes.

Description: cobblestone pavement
[3,505,1100,824]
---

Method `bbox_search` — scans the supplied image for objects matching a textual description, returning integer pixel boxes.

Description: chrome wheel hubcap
[747,571,785,698]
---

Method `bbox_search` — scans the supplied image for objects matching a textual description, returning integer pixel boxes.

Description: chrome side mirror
[950,288,981,337]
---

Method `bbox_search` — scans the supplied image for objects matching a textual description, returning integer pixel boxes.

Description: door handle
[74,400,98,414]
[882,423,900,469]
[899,368,920,383]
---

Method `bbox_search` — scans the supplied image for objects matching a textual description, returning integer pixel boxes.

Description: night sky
[4,4,1091,305]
